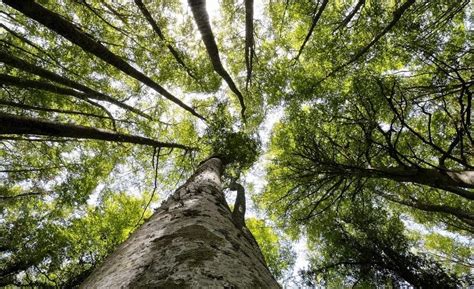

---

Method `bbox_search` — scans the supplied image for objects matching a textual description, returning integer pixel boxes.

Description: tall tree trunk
[80,157,280,288]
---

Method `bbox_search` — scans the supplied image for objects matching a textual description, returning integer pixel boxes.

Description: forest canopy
[0,0,472,287]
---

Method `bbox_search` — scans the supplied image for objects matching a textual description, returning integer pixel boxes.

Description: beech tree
[0,0,471,288]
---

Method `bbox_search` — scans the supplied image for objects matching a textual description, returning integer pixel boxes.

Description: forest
[0,0,472,288]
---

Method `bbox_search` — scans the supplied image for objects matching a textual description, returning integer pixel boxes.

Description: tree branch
[0,99,118,130]
[294,0,329,61]
[381,192,474,227]
[230,181,246,229]
[0,54,151,120]
[244,0,254,90]
[333,0,365,32]
[0,112,196,150]
[317,0,415,84]
[134,0,199,82]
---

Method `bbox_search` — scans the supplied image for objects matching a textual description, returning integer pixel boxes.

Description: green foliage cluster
[204,103,261,171]
[206,128,260,170]
[1,189,154,288]
[246,218,296,280]
[255,0,472,287]
[300,195,460,288]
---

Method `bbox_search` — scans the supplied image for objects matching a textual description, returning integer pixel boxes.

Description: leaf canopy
[0,0,472,287]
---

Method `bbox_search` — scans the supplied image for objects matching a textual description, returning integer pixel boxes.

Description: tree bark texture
[80,157,280,288]
[325,164,474,200]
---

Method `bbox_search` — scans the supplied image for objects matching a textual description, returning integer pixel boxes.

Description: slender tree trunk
[81,157,280,288]
[187,0,246,120]
[0,112,190,150]
[333,165,474,200]
[372,167,474,200]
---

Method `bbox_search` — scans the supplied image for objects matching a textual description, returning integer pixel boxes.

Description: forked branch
[134,0,198,81]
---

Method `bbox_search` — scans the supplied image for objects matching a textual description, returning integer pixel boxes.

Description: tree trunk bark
[80,157,280,288]
[336,165,474,200]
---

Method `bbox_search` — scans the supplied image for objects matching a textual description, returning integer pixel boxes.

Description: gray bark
[81,157,280,288]
[230,181,246,229]
[321,163,474,200]
[187,0,246,120]
[370,167,474,200]
[0,112,192,150]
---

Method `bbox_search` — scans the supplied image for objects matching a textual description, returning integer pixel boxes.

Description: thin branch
[380,80,471,168]
[333,0,365,32]
[79,0,125,33]
[0,136,83,142]
[0,99,117,130]
[381,192,474,226]
[0,55,151,120]
[317,0,415,84]
[0,23,83,80]
[0,192,44,200]
[134,0,198,82]
[244,0,254,90]
[294,0,329,61]
[133,147,161,230]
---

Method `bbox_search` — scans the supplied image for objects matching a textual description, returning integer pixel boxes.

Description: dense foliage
[247,218,296,280]
[1,0,472,287]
